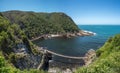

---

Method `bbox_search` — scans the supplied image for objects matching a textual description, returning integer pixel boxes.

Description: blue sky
[0,0,120,24]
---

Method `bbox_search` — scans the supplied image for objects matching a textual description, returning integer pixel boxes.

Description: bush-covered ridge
[0,13,46,73]
[76,34,120,73]
[2,10,79,39]
[0,14,31,56]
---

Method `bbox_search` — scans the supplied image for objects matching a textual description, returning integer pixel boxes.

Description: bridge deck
[46,50,86,59]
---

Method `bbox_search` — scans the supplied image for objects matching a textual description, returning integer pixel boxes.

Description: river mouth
[33,25,120,63]
[32,36,104,64]
[33,25,120,70]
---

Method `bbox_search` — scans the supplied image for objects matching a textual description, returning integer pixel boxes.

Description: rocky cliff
[0,14,43,70]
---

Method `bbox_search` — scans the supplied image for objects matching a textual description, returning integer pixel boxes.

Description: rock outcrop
[84,49,96,66]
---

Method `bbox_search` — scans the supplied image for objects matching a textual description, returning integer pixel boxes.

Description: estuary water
[33,25,120,63]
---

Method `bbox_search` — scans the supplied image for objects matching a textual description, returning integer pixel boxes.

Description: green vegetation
[0,54,46,73]
[2,11,79,39]
[0,13,46,73]
[0,14,28,55]
[1,10,120,73]
[0,11,79,73]
[76,34,120,73]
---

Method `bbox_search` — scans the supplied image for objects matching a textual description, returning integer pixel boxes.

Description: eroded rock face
[48,60,82,73]
[38,51,52,71]
[12,43,42,70]
[49,67,73,73]
[15,54,41,69]
[84,49,96,66]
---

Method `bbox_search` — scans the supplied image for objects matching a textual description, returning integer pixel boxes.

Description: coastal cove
[0,0,120,72]
[0,10,120,73]
[33,25,120,63]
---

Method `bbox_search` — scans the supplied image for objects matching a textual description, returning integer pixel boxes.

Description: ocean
[33,25,120,63]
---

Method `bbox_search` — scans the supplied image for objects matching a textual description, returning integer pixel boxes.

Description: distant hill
[2,11,79,39]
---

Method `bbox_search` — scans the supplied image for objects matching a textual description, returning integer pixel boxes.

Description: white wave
[83,30,97,35]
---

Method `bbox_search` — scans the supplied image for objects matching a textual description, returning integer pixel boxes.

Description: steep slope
[0,54,45,73]
[0,11,80,72]
[76,34,120,73]
[2,11,79,39]
[0,13,45,72]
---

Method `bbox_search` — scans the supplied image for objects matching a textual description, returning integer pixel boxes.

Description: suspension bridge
[37,47,96,70]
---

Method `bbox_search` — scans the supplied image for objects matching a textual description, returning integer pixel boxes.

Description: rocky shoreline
[30,30,96,41]
[30,30,96,73]
[39,49,96,73]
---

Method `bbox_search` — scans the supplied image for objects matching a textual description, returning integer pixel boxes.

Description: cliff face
[0,14,42,70]
[2,11,79,39]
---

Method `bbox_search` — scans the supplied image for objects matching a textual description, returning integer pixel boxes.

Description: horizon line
[77,24,120,25]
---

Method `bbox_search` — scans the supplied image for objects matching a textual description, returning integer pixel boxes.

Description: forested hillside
[0,11,80,73]
[2,11,79,39]
[1,11,120,73]
[0,13,45,73]
[76,34,120,73]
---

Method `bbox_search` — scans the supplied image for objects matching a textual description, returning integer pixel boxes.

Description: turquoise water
[33,25,120,63]
[79,25,120,41]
